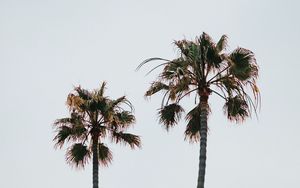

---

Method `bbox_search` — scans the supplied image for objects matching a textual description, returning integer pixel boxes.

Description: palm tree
[137,32,260,188]
[53,82,141,188]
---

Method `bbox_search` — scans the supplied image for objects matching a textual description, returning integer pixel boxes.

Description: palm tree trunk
[92,137,99,188]
[196,95,209,188]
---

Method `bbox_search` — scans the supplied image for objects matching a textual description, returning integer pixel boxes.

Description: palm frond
[229,47,258,81]
[66,94,84,111]
[114,111,136,129]
[198,32,215,49]
[112,132,141,149]
[206,45,223,69]
[53,121,87,148]
[53,117,72,127]
[174,39,192,57]
[53,126,73,148]
[217,76,239,95]
[74,86,92,100]
[145,81,169,97]
[216,35,228,52]
[136,57,169,71]
[110,96,126,109]
[223,96,250,122]
[98,143,113,166]
[158,103,184,130]
[98,81,107,97]
[159,58,188,80]
[66,143,91,168]
[184,105,201,142]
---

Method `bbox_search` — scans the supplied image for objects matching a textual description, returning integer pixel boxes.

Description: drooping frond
[111,132,141,149]
[158,103,184,130]
[66,143,91,168]
[219,76,239,93]
[136,57,169,71]
[184,105,201,142]
[53,114,87,148]
[229,47,258,81]
[53,126,73,148]
[145,81,169,97]
[223,96,249,123]
[98,143,113,166]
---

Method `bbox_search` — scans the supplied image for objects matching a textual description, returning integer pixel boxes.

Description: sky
[1,0,300,188]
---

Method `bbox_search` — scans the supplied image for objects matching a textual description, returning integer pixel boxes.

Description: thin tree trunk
[196,96,209,188]
[92,137,99,188]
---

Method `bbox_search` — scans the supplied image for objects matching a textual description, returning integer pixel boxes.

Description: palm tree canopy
[53,82,141,168]
[138,32,260,142]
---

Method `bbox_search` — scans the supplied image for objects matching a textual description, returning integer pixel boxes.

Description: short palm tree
[137,32,260,188]
[53,82,141,188]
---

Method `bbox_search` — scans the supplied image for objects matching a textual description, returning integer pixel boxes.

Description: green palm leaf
[224,95,249,122]
[66,143,91,168]
[98,143,113,166]
[112,132,141,149]
[184,105,201,142]
[229,47,258,81]
[158,103,184,130]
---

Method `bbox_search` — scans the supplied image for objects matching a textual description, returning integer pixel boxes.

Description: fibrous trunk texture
[92,137,99,188]
[196,96,209,188]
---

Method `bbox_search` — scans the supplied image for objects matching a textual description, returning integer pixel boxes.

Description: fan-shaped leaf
[112,132,141,149]
[184,105,201,142]
[158,103,184,130]
[98,143,113,166]
[229,48,258,81]
[66,143,91,168]
[224,96,249,122]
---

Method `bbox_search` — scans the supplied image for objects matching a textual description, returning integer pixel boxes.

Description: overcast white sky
[1,0,300,188]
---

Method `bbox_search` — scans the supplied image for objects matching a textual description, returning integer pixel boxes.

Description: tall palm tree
[53,82,141,188]
[137,32,260,188]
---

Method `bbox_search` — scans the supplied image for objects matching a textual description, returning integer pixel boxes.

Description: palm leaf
[158,103,184,130]
[97,81,107,97]
[53,117,72,126]
[98,143,113,166]
[224,96,249,122]
[216,35,228,52]
[53,126,73,148]
[112,132,141,149]
[184,105,201,142]
[74,86,92,100]
[145,81,169,97]
[114,111,136,129]
[136,57,169,71]
[66,143,91,168]
[229,48,258,81]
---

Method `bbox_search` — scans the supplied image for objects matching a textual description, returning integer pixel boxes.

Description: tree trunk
[92,137,99,188]
[196,95,209,188]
